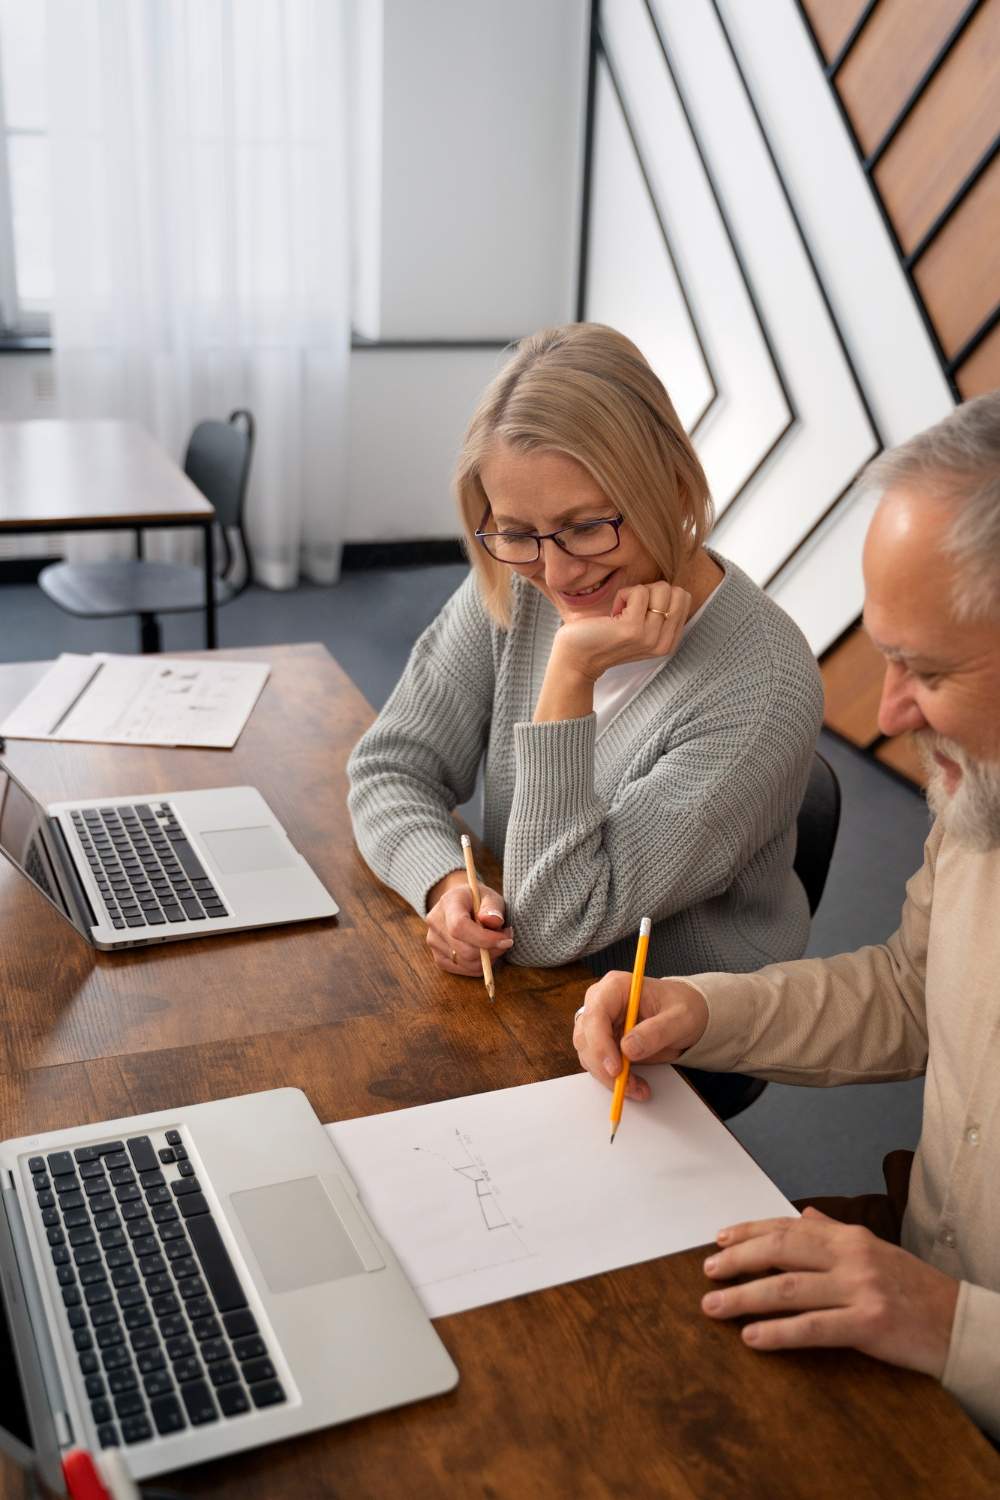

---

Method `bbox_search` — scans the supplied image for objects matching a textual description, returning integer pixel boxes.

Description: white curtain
[46,0,351,586]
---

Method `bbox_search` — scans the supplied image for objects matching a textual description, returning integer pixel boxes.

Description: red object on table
[62,1450,111,1500]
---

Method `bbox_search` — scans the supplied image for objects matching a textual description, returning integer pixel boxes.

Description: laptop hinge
[46,815,99,934]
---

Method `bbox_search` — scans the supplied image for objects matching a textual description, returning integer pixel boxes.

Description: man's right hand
[573,973,709,1100]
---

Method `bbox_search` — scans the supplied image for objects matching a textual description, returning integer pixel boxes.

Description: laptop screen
[0,1275,36,1478]
[0,759,90,939]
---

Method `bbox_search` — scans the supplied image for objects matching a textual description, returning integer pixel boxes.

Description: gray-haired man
[574,390,1000,1437]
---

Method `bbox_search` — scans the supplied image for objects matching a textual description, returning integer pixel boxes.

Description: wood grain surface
[0,643,996,1497]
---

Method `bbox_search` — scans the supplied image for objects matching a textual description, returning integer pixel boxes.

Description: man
[573,390,1000,1438]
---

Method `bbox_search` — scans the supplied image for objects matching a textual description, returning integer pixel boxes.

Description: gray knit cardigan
[347,554,824,980]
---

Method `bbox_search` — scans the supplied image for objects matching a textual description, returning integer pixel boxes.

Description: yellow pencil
[609,916,652,1144]
[460,834,495,1002]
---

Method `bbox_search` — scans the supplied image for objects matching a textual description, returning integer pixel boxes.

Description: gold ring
[648,607,671,620]
[450,949,458,964]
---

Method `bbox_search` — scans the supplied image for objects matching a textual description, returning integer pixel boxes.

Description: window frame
[0,25,51,339]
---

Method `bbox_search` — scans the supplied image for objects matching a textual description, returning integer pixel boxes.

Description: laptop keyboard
[70,803,228,931]
[27,1130,285,1447]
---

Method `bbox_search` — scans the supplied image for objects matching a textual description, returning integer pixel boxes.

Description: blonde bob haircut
[454,323,714,626]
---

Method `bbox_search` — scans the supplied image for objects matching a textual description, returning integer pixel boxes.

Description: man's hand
[573,972,709,1100]
[425,871,513,976]
[701,1207,960,1378]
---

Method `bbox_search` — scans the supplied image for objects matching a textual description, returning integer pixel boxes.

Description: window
[0,0,51,337]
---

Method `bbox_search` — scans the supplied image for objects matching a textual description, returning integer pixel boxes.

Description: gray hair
[862,390,1000,622]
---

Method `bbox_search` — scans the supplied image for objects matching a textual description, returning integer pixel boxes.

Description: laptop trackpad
[230,1176,380,1293]
[201,826,297,874]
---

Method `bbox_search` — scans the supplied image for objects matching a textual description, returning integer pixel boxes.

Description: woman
[348,324,823,1110]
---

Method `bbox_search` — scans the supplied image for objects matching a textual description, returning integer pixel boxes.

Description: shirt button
[966,1125,980,1146]
[941,1228,957,1249]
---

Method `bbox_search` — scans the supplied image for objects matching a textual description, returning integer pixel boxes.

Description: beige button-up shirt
[680,820,1000,1437]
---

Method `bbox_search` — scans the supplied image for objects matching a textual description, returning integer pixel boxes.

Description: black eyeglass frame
[474,505,626,564]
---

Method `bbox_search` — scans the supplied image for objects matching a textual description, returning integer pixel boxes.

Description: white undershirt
[591,574,723,740]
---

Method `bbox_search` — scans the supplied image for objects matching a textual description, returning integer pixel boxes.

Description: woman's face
[477,444,661,623]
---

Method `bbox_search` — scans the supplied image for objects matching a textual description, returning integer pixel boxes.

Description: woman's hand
[534,582,690,723]
[425,871,514,976]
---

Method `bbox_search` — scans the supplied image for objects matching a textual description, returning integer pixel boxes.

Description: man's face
[863,487,1000,850]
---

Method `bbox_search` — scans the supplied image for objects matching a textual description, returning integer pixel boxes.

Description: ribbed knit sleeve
[943,1280,1000,1439]
[679,826,938,1083]
[502,616,824,968]
[347,574,497,914]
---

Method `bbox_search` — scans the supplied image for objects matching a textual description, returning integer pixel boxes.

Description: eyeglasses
[475,506,625,565]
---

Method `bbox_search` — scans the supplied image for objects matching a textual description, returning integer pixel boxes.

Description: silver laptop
[1,1088,459,1491]
[0,752,338,950]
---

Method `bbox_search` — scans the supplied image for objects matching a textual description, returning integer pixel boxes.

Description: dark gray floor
[1,566,931,1200]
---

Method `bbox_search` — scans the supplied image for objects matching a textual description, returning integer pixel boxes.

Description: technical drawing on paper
[405,1127,534,1284]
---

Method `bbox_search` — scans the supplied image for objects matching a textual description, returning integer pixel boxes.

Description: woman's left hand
[553,581,690,683]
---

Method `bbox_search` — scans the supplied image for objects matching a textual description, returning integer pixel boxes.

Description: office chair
[39,409,255,654]
[684,750,843,1121]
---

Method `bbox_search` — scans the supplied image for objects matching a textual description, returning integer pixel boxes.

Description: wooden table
[1,643,998,1499]
[0,419,217,646]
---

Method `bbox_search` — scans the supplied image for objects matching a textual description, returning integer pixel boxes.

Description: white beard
[917,733,1000,852]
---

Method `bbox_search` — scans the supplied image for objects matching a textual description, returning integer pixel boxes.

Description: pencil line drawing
[413,1128,531,1251]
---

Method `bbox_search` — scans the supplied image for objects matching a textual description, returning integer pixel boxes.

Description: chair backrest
[793,751,842,916]
[183,409,255,588]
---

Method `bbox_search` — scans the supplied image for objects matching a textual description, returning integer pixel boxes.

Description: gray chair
[684,750,842,1121]
[39,409,255,654]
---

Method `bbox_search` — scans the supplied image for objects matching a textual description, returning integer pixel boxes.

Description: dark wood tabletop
[1,643,998,1499]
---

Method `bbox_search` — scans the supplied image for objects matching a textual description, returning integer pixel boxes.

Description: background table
[1,643,998,1499]
[0,420,217,646]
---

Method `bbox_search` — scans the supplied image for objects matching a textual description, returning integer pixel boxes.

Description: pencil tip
[609,1129,616,1145]
[488,985,495,1002]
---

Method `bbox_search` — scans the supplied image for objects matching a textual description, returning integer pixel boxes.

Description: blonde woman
[348,324,823,1115]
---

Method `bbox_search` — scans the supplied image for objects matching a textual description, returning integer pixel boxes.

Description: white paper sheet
[0,654,269,748]
[327,1070,794,1318]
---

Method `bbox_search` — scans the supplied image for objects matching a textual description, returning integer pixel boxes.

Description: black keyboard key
[145,1185,170,1206]
[91,1305,119,1328]
[56,1265,76,1287]
[108,1369,138,1395]
[198,1338,228,1365]
[79,1351,99,1374]
[84,1283,112,1307]
[192,1315,222,1341]
[145,1273,173,1298]
[178,1278,207,1303]
[131,1234,157,1257]
[152,1203,179,1224]
[74,1244,101,1267]
[121,1415,153,1445]
[173,1356,203,1385]
[103,1150,129,1168]
[221,1308,256,1344]
[209,1360,240,1388]
[109,1166,135,1187]
[122,1200,149,1221]
[112,1266,139,1289]
[51,1246,70,1267]
[163,907,186,923]
[166,1335,195,1361]
[100,1228,126,1251]
[94,1212,121,1234]
[159,1315,186,1339]
[179,1380,217,1426]
[62,1286,81,1308]
[28,1155,45,1173]
[139,1169,165,1189]
[249,1380,285,1409]
[152,1292,180,1318]
[47,1151,75,1176]
[204,906,229,919]
[173,1147,188,1162]
[42,1208,60,1228]
[178,1195,209,1219]
[243,1356,276,1385]
[67,1306,87,1329]
[127,1218,154,1240]
[33,1173,50,1193]
[138,1254,167,1278]
[107,1246,133,1270]
[68,1227,95,1248]
[73,1329,94,1352]
[163,1239,190,1263]
[185,1296,214,1321]
[79,1160,105,1180]
[232,1335,266,1363]
[144,1370,173,1399]
[176,1159,195,1178]
[130,1325,160,1352]
[186,1214,247,1313]
[97,1423,120,1448]
[59,1190,85,1212]
[102,1347,132,1372]
[158,1148,176,1164]
[172,1258,198,1280]
[126,1138,157,1174]
[171,1177,201,1198]
[124,1305,152,1331]
[80,1265,108,1287]
[217,1383,250,1417]
[180,899,205,920]
[137,1348,166,1375]
[114,1391,145,1419]
[118,1286,146,1310]
[124,915,146,928]
[88,1192,115,1214]
[159,1221,186,1242]
[91,1397,113,1425]
[47,1227,65,1247]
[85,1373,106,1398]
[150,1394,186,1435]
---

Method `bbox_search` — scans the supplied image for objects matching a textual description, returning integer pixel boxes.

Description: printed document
[327,1069,793,1318]
[0,653,269,748]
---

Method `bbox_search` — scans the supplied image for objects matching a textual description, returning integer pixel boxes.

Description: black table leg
[203,521,217,648]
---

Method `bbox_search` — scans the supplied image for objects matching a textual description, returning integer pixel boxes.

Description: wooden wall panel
[874,734,929,787]
[836,0,968,156]
[820,625,885,745]
[913,153,1000,357]
[956,319,1000,396]
[873,2,1000,254]
[799,0,868,62]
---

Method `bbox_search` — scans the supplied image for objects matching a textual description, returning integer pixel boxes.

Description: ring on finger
[647,607,671,620]
[574,1005,586,1020]
[450,949,458,964]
